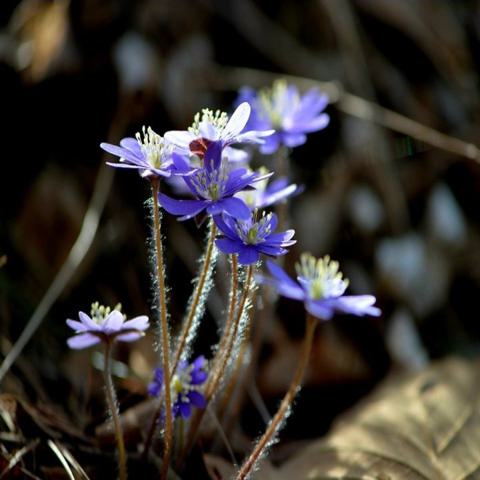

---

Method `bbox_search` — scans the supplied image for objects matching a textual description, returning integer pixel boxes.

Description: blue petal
[237,246,260,265]
[305,299,334,321]
[214,215,237,239]
[188,391,206,408]
[67,333,101,350]
[216,237,242,255]
[158,193,206,218]
[216,197,251,220]
[265,261,305,300]
[204,142,223,172]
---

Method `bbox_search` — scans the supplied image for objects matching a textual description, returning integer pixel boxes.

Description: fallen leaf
[277,357,480,479]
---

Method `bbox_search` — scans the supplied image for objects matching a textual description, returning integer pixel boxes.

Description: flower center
[188,108,229,137]
[90,301,122,324]
[190,163,228,200]
[258,79,297,129]
[135,126,171,169]
[235,213,273,245]
[295,254,349,300]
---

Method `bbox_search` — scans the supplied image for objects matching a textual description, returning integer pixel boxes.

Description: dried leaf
[278,358,480,479]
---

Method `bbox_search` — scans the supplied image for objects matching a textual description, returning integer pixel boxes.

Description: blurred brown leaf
[277,357,480,479]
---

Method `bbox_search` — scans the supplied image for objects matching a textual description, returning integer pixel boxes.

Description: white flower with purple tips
[164,102,274,162]
[237,80,330,154]
[101,126,194,178]
[214,212,296,265]
[262,254,381,321]
[66,302,149,349]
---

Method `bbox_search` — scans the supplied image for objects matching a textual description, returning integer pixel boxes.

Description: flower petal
[265,261,305,300]
[305,299,334,321]
[66,319,88,332]
[188,391,206,408]
[164,130,195,150]
[67,333,101,350]
[237,246,260,265]
[103,310,124,332]
[122,315,149,332]
[216,237,242,255]
[222,102,251,141]
[78,312,100,330]
[215,197,251,220]
[158,193,206,218]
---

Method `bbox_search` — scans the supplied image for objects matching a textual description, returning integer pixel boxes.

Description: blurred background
[2,0,480,476]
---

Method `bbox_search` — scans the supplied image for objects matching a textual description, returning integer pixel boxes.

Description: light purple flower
[237,80,329,154]
[101,126,194,178]
[66,302,149,349]
[164,102,274,162]
[158,142,271,221]
[148,356,208,419]
[261,254,381,321]
[214,212,296,265]
[236,168,303,209]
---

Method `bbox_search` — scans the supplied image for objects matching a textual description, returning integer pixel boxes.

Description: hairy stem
[143,221,218,460]
[103,342,127,480]
[235,314,317,480]
[150,179,173,480]
[172,220,217,370]
[178,262,250,467]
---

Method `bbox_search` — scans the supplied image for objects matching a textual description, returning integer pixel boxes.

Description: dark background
[2,0,480,477]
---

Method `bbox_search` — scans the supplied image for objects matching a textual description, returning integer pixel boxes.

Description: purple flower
[66,302,149,349]
[164,103,274,162]
[148,356,208,419]
[261,254,381,321]
[237,80,330,154]
[158,142,270,221]
[236,168,303,209]
[101,126,194,178]
[214,212,296,265]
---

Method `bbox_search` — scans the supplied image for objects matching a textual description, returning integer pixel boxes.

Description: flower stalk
[172,220,217,369]
[150,178,173,480]
[234,314,317,480]
[178,262,251,466]
[103,341,127,480]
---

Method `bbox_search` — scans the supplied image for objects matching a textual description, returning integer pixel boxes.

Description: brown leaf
[277,358,480,479]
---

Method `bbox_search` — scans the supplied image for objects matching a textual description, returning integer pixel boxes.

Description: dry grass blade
[48,440,90,480]
[47,440,76,480]
[0,439,40,479]
[277,358,480,480]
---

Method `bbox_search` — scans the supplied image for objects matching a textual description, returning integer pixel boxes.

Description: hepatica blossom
[214,212,296,265]
[237,80,329,154]
[66,302,149,349]
[263,254,380,321]
[101,126,192,178]
[237,167,302,209]
[158,142,270,221]
[165,102,273,162]
[148,356,208,418]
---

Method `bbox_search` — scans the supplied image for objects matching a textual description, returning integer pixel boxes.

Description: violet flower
[164,103,274,162]
[148,356,208,419]
[101,126,193,178]
[236,167,303,209]
[158,142,270,221]
[214,212,296,265]
[237,80,330,154]
[66,302,149,349]
[262,254,381,321]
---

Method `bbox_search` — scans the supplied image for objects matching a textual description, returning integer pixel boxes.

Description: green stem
[150,179,173,480]
[234,314,317,480]
[103,342,127,480]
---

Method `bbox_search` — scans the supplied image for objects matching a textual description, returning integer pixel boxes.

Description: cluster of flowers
[65,80,380,478]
